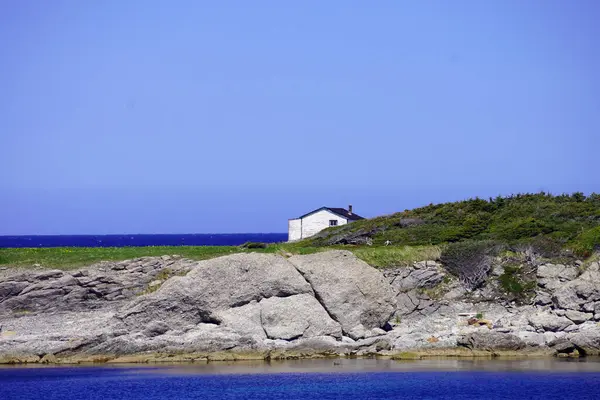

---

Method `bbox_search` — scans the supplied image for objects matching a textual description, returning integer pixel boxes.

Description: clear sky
[1,1,598,235]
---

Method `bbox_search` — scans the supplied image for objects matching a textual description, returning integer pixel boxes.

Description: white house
[288,205,364,242]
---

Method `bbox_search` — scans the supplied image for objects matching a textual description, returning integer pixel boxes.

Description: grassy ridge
[309,192,600,257]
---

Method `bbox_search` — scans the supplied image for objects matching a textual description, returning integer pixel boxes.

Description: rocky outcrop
[288,251,396,339]
[0,251,397,361]
[1,251,600,363]
[458,331,525,351]
[0,256,195,314]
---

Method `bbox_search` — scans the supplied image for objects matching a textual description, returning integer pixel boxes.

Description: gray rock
[260,294,341,340]
[537,264,578,281]
[535,293,552,306]
[0,281,29,299]
[144,321,169,337]
[550,338,577,354]
[580,262,600,283]
[528,312,573,332]
[565,310,593,324]
[515,331,545,347]
[553,281,600,311]
[458,331,525,351]
[118,253,314,328]
[569,328,600,356]
[289,250,396,339]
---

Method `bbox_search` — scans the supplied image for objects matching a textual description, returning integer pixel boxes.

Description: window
[329,220,338,226]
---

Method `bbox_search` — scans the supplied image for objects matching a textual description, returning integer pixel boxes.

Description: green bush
[491,217,554,241]
[498,265,536,304]
[569,226,600,258]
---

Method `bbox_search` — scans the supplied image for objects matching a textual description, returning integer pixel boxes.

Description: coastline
[0,347,561,366]
[2,251,600,367]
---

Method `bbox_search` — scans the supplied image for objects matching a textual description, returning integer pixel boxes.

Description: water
[2,359,600,400]
[0,233,288,248]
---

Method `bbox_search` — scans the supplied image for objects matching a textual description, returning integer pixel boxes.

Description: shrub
[491,217,555,241]
[440,240,502,289]
[511,235,565,258]
[569,226,600,258]
[498,265,537,304]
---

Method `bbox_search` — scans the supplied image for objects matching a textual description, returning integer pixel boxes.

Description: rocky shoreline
[1,250,599,364]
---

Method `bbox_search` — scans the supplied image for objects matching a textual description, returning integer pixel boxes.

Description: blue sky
[1,1,598,235]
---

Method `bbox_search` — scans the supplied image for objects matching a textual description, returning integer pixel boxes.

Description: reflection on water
[4,357,600,375]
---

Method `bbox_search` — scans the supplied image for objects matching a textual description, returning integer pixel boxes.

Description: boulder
[143,321,169,337]
[580,262,600,283]
[458,331,525,351]
[537,264,578,281]
[569,328,600,356]
[565,310,593,324]
[553,281,600,311]
[528,312,573,332]
[260,294,341,340]
[0,281,29,299]
[117,253,314,328]
[289,250,396,339]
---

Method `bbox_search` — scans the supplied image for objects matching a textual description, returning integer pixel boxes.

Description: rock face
[0,257,196,314]
[288,251,396,339]
[1,251,600,363]
[458,331,525,351]
[0,251,396,360]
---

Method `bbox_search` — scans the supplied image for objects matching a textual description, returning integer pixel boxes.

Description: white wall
[288,219,302,242]
[301,209,348,239]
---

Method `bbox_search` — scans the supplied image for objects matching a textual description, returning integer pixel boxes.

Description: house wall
[301,209,348,239]
[288,219,302,242]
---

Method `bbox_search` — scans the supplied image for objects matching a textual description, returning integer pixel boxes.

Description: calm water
[2,359,600,400]
[0,233,288,248]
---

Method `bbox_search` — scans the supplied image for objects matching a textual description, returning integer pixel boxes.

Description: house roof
[296,207,365,221]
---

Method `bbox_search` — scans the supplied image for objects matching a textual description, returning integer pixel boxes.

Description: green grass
[351,245,441,268]
[0,243,444,270]
[0,246,261,269]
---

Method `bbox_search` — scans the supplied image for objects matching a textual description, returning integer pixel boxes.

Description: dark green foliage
[498,265,537,304]
[309,192,600,254]
[569,226,600,258]
[440,240,503,289]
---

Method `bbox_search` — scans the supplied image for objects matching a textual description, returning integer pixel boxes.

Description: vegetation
[1,192,598,271]
[497,265,537,304]
[0,246,262,269]
[350,245,441,268]
[439,240,502,289]
[569,226,600,258]
[308,192,600,257]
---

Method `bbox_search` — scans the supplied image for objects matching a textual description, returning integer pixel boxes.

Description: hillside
[307,192,600,258]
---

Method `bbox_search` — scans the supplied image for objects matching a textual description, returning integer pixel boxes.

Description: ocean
[1,359,600,400]
[0,233,288,248]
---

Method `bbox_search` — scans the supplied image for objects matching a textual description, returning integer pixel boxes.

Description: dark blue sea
[2,359,600,400]
[0,233,288,248]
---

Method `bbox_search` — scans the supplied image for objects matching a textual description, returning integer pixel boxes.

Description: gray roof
[297,207,364,221]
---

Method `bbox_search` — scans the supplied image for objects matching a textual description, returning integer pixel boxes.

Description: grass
[0,243,444,270]
[0,246,260,269]
[350,245,441,268]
